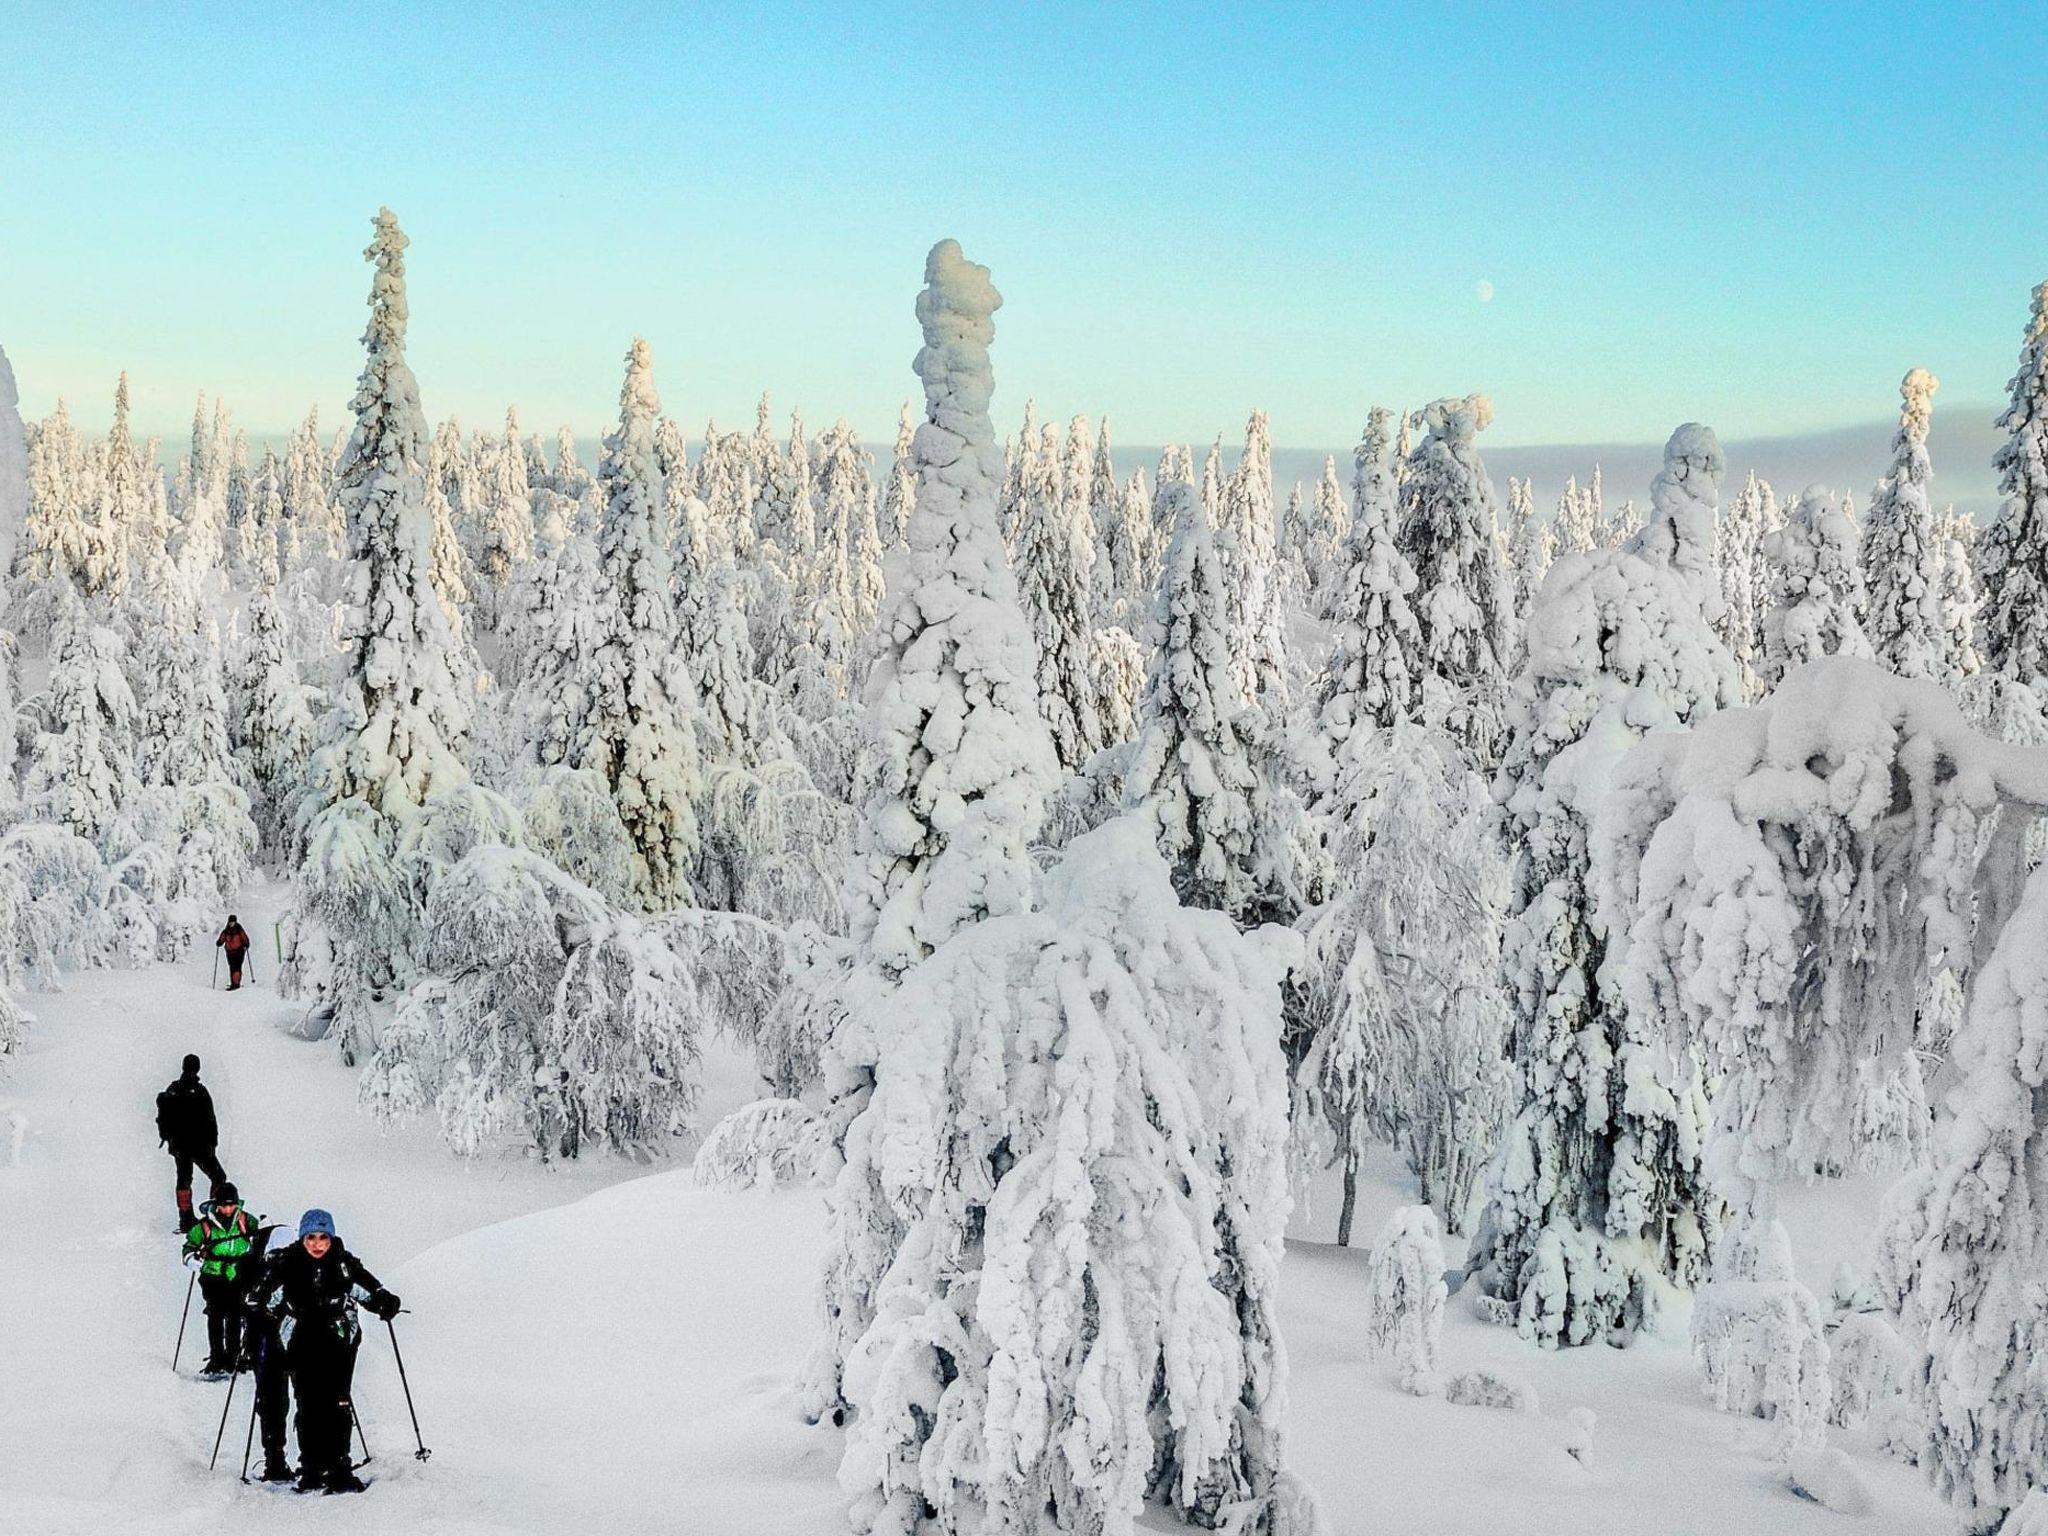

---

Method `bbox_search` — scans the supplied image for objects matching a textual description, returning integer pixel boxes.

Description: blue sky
[3,3,2042,454]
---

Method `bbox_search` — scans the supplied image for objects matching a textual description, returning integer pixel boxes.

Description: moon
[1475,279,1496,304]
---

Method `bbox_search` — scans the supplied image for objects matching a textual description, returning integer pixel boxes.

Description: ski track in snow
[0,876,1953,1534]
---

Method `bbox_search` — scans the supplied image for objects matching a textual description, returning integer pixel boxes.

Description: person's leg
[174,1151,195,1225]
[200,1276,230,1370]
[195,1148,227,1193]
[228,960,242,990]
[255,1327,291,1472]
[289,1345,331,1480]
[327,1339,364,1488]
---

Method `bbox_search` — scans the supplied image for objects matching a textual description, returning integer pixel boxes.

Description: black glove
[368,1291,401,1320]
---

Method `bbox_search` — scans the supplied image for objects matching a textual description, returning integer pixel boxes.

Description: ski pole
[350,1399,372,1468]
[386,1317,431,1460]
[212,949,219,989]
[209,1364,240,1471]
[173,1272,195,1370]
[238,1336,265,1482]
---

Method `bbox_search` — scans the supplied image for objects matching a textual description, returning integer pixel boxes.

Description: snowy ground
[1,885,1951,1534]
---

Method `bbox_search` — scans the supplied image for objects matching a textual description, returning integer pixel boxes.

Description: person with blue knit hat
[257,1208,401,1494]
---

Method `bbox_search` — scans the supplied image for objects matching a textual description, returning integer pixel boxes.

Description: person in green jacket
[183,1181,256,1376]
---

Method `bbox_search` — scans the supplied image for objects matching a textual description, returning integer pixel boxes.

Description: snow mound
[1445,1368,1539,1414]
[1787,1447,1875,1515]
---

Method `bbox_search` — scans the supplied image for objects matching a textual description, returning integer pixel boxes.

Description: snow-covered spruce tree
[1862,368,1949,681]
[1887,854,2048,1530]
[1219,409,1291,707]
[1396,395,1515,765]
[471,405,533,631]
[1940,506,1983,682]
[574,338,701,912]
[1505,474,1551,630]
[1294,719,1509,1240]
[240,448,285,589]
[289,208,472,1063]
[1466,424,1740,1349]
[1604,663,2023,1458]
[1124,477,1305,927]
[1553,473,1596,557]
[879,400,916,545]
[1012,420,1105,772]
[362,841,702,1160]
[1718,470,1769,695]
[90,373,146,599]
[1979,281,2048,685]
[804,240,1060,1424]
[1760,485,1872,688]
[238,590,322,870]
[839,816,1304,1536]
[26,579,136,845]
[1300,455,1350,619]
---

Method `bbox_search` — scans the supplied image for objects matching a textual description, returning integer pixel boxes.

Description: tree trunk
[1336,1144,1359,1247]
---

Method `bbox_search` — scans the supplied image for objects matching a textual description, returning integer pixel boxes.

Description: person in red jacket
[216,915,251,991]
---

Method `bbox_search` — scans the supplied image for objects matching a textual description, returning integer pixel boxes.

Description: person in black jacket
[240,1220,300,1482]
[260,1209,401,1494]
[155,1054,227,1230]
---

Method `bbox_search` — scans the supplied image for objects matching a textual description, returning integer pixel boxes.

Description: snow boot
[324,1469,368,1495]
[296,1468,326,1494]
[260,1453,294,1483]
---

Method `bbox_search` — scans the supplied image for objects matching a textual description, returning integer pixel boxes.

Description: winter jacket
[184,1205,255,1282]
[259,1237,398,1349]
[216,924,250,957]
[155,1073,218,1152]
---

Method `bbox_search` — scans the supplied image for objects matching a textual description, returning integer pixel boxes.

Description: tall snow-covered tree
[1979,280,2048,684]
[1467,424,1740,1348]
[1862,368,1948,681]
[575,339,702,913]
[1505,474,1551,629]
[238,590,322,869]
[1939,505,1982,682]
[804,239,1060,1424]
[1306,406,1420,744]
[1718,470,1769,694]
[1760,485,1871,688]
[1303,454,1351,619]
[1218,409,1291,706]
[1397,395,1515,763]
[1125,478,1304,926]
[878,401,916,546]
[27,580,136,845]
[289,208,472,1064]
[1012,419,1104,771]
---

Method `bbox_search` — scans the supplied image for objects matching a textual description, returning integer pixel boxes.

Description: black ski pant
[172,1146,227,1215]
[199,1273,243,1368]
[248,1318,290,1461]
[287,1328,360,1480]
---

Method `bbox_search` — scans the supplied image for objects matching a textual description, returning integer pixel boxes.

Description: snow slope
[0,880,1952,1534]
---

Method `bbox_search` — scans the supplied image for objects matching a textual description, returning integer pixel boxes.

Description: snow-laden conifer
[1719,470,1769,693]
[879,401,915,546]
[1366,1207,1448,1396]
[1760,485,1871,688]
[1396,395,1514,763]
[1467,424,1739,1348]
[1979,281,2048,683]
[1862,369,1949,680]
[838,817,1301,1536]
[575,338,702,912]
[27,580,136,845]
[805,240,1059,1424]
[1012,417,1105,771]
[238,590,322,869]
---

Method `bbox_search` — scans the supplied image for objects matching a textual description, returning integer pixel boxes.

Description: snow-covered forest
[10,205,2048,1536]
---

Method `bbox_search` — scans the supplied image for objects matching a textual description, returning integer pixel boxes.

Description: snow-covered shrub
[363,842,702,1160]
[287,798,407,1065]
[1365,1206,1448,1397]
[1445,1368,1538,1414]
[1690,1218,1831,1459]
[1827,1310,1908,1433]
[837,817,1300,1536]
[1785,1448,1874,1516]
[692,1099,821,1191]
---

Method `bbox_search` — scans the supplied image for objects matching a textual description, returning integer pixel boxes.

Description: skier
[259,1209,401,1495]
[155,1054,227,1230]
[182,1181,255,1376]
[215,914,252,991]
[240,1218,301,1481]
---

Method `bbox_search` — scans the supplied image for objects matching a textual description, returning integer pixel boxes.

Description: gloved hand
[182,1249,202,1270]
[368,1291,401,1320]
